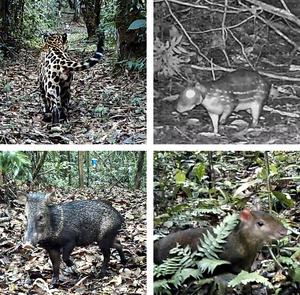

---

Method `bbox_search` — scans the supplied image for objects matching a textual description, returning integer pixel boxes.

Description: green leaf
[269,163,278,175]
[290,266,300,283]
[194,163,205,181]
[128,19,146,30]
[271,191,295,207]
[175,170,186,184]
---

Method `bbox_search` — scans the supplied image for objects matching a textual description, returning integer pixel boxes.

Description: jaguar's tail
[67,35,105,71]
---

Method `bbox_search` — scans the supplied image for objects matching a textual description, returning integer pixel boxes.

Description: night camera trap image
[154,0,300,144]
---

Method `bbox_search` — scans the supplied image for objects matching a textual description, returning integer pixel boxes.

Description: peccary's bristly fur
[24,191,126,287]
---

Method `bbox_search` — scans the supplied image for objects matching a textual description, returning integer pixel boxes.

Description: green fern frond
[278,256,295,266]
[172,268,202,288]
[153,279,172,295]
[197,258,230,275]
[154,255,184,277]
[197,213,239,259]
[192,208,223,215]
[228,270,274,289]
[154,213,240,293]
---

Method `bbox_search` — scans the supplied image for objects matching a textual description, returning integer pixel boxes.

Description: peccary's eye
[37,215,44,222]
[257,221,264,227]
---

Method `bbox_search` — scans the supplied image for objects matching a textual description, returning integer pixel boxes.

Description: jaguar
[39,32,104,125]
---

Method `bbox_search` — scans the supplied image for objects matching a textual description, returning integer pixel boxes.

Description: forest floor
[0,186,147,294]
[0,15,146,144]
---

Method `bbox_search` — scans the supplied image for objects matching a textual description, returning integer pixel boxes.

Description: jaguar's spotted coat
[39,33,104,125]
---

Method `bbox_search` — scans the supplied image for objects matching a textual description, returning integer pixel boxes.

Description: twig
[190,65,300,82]
[257,14,300,52]
[174,126,193,141]
[227,29,253,69]
[189,15,256,35]
[240,0,300,51]
[220,0,231,66]
[243,0,300,27]
[163,0,220,68]
[155,0,247,14]
[279,0,291,14]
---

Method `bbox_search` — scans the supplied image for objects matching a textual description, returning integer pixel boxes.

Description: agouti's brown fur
[176,69,270,134]
[154,209,287,274]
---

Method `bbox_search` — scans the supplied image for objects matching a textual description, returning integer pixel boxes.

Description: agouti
[176,69,270,134]
[154,209,287,274]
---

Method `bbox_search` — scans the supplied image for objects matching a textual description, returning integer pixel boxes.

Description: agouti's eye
[257,221,264,227]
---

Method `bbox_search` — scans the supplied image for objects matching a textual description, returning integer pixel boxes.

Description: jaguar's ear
[62,33,68,43]
[43,32,50,41]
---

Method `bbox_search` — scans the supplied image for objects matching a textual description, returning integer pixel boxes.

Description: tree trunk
[68,151,72,186]
[73,0,81,22]
[115,0,146,60]
[0,171,3,186]
[67,0,75,9]
[78,152,84,188]
[134,151,145,189]
[86,151,90,187]
[81,0,103,38]
[32,152,48,181]
[0,0,25,48]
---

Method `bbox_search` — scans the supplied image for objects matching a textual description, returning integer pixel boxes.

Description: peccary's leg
[62,242,75,267]
[99,242,111,277]
[47,248,61,287]
[113,240,126,264]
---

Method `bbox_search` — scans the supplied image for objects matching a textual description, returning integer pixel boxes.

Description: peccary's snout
[23,223,39,246]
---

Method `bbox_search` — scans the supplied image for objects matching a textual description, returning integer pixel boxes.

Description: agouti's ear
[239,208,251,222]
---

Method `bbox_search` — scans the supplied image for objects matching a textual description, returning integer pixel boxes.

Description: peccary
[24,191,126,286]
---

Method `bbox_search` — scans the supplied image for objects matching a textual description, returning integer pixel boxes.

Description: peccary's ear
[27,191,33,200]
[45,190,56,203]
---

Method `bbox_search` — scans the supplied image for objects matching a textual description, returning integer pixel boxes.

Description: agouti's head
[176,83,207,113]
[239,209,287,243]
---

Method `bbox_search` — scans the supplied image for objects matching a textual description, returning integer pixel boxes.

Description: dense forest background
[154,151,299,294]
[0,151,146,294]
[0,0,146,144]
[0,0,146,62]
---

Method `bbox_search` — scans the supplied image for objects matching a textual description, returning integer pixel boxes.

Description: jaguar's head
[43,33,68,50]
